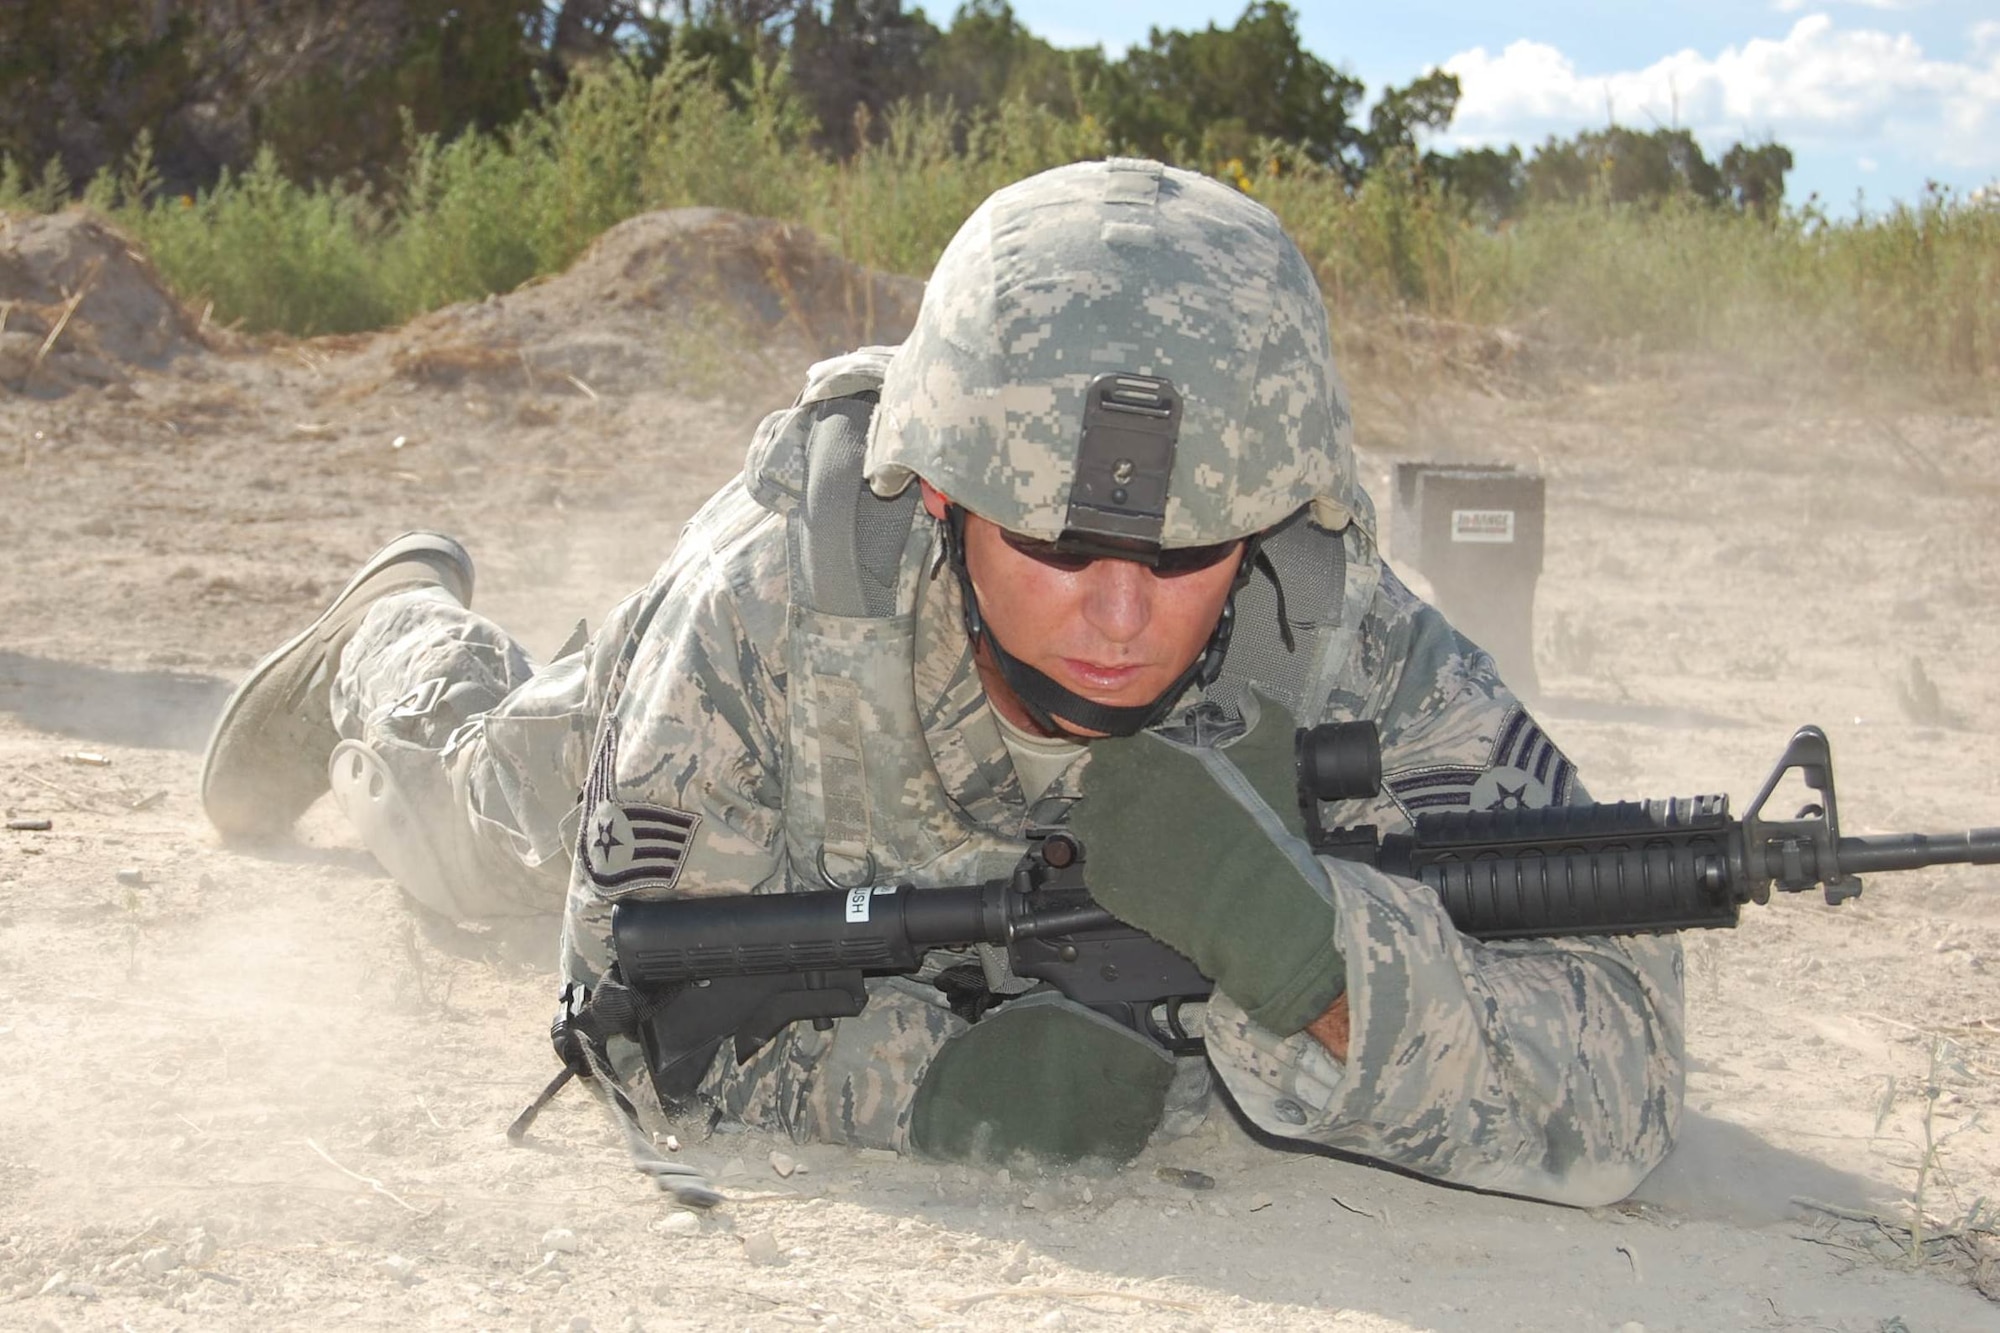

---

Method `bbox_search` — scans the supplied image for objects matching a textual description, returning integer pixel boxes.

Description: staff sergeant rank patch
[577,714,701,896]
[1383,706,1578,822]
[585,799,700,894]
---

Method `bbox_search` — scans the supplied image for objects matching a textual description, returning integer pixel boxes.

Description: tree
[789,0,941,156]
[1722,141,1793,218]
[1433,145,1524,223]
[1090,2,1363,170]
[1524,127,1726,208]
[0,0,757,196]
[0,1,204,194]
[1359,69,1459,173]
[245,1,543,187]
[617,1,804,79]
[921,1,1087,119]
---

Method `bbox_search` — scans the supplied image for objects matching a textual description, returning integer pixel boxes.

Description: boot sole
[200,532,474,836]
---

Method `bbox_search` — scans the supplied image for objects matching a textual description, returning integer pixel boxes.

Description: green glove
[1068,696,1346,1037]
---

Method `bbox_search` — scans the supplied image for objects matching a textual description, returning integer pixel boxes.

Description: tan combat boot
[200,532,474,837]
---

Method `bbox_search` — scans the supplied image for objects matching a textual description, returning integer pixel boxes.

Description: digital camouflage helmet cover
[865,157,1365,549]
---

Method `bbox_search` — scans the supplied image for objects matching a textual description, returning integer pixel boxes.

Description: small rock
[66,1283,98,1300]
[1246,1192,1275,1212]
[1155,1167,1216,1190]
[116,869,145,887]
[183,1231,216,1266]
[1754,1056,1789,1072]
[741,1232,783,1267]
[1036,1312,1067,1329]
[769,1151,797,1179]
[1021,1190,1052,1211]
[540,1228,580,1254]
[566,1317,594,1333]
[141,1247,178,1277]
[621,1318,645,1333]
[653,1212,698,1236]
[856,1148,898,1163]
[5,819,51,832]
[719,1156,750,1179]
[998,1241,1032,1284]
[375,1255,419,1285]
[1617,1324,1646,1333]
[663,1134,681,1152]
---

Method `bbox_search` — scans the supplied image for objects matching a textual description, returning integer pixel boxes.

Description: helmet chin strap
[942,506,1252,739]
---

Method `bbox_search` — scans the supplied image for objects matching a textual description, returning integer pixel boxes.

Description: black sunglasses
[999,530,1244,577]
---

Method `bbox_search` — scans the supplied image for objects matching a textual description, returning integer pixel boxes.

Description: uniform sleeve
[557,494,793,988]
[1201,578,1685,1207]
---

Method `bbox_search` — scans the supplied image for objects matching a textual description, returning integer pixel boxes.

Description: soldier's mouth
[1059,659,1144,692]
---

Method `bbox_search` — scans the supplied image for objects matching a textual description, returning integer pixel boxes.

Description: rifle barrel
[1837,828,2000,875]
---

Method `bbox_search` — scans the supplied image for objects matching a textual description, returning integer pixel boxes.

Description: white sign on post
[1451,509,1516,543]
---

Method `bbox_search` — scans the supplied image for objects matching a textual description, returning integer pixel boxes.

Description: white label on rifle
[1451,509,1515,543]
[845,885,872,923]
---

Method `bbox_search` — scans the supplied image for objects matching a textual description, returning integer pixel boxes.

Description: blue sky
[1005,1,2000,209]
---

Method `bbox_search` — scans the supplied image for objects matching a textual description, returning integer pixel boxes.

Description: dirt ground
[2,209,1997,1332]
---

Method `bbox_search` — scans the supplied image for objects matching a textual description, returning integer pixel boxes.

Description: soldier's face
[923,484,1243,737]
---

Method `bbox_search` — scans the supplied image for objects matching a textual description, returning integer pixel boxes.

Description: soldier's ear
[918,480,951,523]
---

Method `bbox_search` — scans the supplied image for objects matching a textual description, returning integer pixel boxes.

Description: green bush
[128,147,395,335]
[2,63,1993,383]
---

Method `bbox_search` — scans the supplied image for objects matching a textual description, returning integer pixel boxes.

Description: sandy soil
[1,209,1997,1332]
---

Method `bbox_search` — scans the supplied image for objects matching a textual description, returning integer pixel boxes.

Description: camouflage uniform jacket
[551,368,1685,1210]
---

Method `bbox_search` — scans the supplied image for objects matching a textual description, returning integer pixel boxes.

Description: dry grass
[5,63,1996,388]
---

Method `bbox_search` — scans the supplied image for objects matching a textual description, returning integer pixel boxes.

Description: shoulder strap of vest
[743,345,917,620]
[1199,515,1369,724]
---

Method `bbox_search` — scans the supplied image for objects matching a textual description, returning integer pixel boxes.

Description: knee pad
[908,992,1176,1164]
[328,739,470,921]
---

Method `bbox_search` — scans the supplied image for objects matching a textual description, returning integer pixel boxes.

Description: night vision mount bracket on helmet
[1058,373,1181,563]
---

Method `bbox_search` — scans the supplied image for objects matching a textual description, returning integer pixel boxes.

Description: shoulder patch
[578,716,702,897]
[585,799,701,893]
[1381,705,1577,823]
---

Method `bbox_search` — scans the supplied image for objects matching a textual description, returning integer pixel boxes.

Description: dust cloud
[0,208,1995,1328]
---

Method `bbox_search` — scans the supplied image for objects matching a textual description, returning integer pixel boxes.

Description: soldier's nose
[1078,559,1152,642]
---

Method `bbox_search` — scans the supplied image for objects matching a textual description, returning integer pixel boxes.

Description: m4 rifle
[585,725,2000,1107]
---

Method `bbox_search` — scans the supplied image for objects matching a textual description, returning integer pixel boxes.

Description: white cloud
[1772,0,1923,12]
[1439,16,2000,178]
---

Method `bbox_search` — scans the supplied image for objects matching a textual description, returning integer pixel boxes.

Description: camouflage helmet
[865,158,1365,549]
